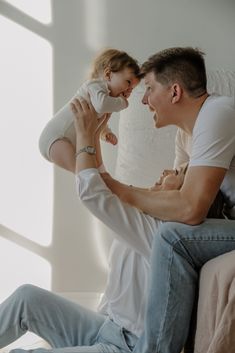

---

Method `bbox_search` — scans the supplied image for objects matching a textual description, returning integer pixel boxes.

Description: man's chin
[154,115,166,129]
[153,114,160,128]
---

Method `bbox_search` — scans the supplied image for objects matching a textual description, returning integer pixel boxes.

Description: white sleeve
[173,128,190,169]
[87,82,128,114]
[190,98,235,169]
[76,169,157,259]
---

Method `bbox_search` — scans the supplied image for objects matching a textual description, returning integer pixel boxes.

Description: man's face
[142,72,173,128]
[149,166,185,192]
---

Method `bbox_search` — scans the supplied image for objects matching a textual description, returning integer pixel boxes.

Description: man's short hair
[141,47,207,98]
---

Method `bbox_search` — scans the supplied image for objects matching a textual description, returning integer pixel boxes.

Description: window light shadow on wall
[0,235,51,303]
[84,0,111,275]
[84,0,107,51]
[0,14,53,247]
[0,0,110,298]
[0,1,53,294]
[3,0,52,24]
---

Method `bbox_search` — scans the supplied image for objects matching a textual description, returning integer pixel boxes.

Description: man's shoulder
[197,94,235,129]
[204,94,235,110]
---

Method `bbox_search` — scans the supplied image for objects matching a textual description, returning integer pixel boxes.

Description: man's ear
[103,67,112,81]
[171,83,182,103]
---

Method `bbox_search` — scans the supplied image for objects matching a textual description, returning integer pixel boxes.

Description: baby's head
[151,162,225,219]
[90,48,141,98]
[150,163,188,192]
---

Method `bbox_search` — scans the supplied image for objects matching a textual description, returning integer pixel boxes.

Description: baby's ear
[103,67,112,81]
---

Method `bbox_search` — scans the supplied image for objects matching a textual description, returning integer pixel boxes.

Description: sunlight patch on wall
[3,0,52,24]
[0,15,53,246]
[0,237,51,302]
[84,0,107,51]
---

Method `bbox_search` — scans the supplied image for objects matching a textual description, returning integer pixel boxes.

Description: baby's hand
[101,131,118,145]
[120,92,130,100]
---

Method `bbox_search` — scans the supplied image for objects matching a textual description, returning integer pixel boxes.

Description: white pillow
[207,69,235,98]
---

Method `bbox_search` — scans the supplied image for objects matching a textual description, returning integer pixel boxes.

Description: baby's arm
[88,81,128,115]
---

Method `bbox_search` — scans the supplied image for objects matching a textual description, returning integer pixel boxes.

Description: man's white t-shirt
[174,94,235,218]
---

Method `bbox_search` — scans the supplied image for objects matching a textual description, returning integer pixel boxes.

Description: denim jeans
[133,218,235,353]
[0,285,137,353]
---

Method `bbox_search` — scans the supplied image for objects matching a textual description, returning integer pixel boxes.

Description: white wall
[1,0,235,298]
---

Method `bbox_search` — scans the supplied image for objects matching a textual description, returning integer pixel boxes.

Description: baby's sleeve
[88,81,128,114]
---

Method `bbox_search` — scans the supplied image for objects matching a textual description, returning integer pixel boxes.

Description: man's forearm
[102,178,196,223]
[126,188,193,222]
[104,166,226,225]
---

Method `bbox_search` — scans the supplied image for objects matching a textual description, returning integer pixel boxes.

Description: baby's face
[107,68,140,98]
[150,167,185,192]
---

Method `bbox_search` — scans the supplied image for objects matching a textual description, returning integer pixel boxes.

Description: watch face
[86,146,96,154]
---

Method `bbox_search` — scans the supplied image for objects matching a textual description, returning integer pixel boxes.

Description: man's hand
[101,173,129,200]
[70,98,98,139]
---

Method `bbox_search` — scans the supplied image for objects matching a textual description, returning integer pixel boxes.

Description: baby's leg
[49,138,75,173]
[39,97,77,172]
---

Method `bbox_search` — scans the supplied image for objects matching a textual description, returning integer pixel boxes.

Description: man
[0,91,189,352]
[103,47,235,224]
[101,47,235,353]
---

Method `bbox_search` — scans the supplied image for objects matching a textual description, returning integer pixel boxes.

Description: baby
[39,48,140,172]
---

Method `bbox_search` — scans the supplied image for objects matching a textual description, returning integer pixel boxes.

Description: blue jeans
[133,219,235,353]
[0,284,137,353]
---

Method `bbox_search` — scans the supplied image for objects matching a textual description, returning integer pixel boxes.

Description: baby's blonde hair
[89,48,140,79]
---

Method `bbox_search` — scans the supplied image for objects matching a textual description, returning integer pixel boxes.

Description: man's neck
[177,93,209,135]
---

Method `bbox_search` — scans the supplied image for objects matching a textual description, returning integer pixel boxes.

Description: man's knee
[158,221,188,244]
[14,284,41,303]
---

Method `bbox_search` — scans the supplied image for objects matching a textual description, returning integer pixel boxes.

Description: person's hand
[102,131,118,145]
[121,91,130,99]
[100,122,118,145]
[101,172,124,193]
[101,172,119,191]
[71,97,101,139]
[119,92,130,104]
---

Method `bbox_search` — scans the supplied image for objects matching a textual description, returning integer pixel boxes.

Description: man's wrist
[76,136,95,149]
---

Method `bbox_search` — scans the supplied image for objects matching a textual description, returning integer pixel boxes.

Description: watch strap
[75,146,96,157]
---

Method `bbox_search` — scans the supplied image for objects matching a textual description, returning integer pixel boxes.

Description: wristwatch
[75,145,96,157]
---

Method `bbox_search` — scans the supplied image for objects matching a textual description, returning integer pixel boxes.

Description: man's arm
[103,166,227,225]
[71,99,155,258]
